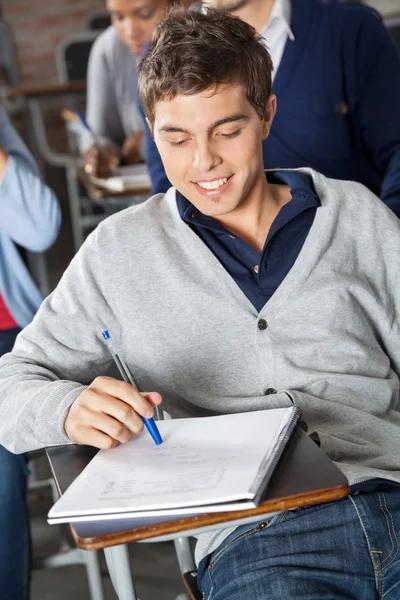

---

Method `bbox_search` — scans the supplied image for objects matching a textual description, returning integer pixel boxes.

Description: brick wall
[2,0,105,87]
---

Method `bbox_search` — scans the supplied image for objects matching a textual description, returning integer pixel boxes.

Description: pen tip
[102,330,110,340]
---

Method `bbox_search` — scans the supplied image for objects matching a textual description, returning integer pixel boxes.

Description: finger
[141,392,162,407]
[82,411,133,444]
[90,376,158,418]
[83,391,146,433]
[73,425,120,450]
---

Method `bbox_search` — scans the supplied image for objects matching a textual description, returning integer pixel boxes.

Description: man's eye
[220,130,241,139]
[169,140,188,147]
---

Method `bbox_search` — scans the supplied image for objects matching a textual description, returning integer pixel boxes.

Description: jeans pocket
[209,512,288,571]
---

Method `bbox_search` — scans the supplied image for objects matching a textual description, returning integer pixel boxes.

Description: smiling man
[140,0,400,222]
[0,8,400,599]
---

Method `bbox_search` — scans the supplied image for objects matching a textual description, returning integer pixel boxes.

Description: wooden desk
[10,81,86,99]
[47,428,348,551]
[46,429,348,600]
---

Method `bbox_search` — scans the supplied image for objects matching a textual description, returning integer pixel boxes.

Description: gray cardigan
[82,25,144,152]
[0,169,399,559]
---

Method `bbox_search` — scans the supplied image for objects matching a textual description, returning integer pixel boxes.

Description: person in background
[83,0,171,178]
[140,0,400,218]
[0,105,61,599]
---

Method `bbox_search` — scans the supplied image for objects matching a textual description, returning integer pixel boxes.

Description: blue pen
[77,111,109,159]
[101,330,163,445]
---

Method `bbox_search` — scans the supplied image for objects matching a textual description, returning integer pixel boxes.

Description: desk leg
[104,545,138,600]
[173,538,196,575]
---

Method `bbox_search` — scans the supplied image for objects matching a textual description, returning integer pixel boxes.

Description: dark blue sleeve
[353,10,400,218]
[136,84,171,194]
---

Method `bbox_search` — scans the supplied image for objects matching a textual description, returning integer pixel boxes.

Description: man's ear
[262,95,277,140]
[145,116,155,140]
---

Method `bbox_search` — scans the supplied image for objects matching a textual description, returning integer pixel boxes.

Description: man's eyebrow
[158,126,190,134]
[158,114,248,135]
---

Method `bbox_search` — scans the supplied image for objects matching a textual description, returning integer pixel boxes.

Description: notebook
[89,163,151,192]
[48,407,300,525]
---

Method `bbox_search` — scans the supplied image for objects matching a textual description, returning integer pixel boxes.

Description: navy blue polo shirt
[176,170,319,312]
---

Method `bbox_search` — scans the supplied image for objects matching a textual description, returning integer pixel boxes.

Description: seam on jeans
[206,569,214,600]
[209,523,263,569]
[209,513,287,570]
[350,495,381,594]
[378,492,398,570]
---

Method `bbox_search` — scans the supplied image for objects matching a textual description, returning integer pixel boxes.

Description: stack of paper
[48,407,300,524]
[89,164,151,192]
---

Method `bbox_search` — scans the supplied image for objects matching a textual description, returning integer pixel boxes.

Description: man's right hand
[64,376,162,449]
[84,144,119,178]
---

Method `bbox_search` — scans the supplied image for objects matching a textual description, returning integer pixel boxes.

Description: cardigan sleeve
[353,10,400,218]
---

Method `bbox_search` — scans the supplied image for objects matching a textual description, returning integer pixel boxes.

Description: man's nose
[193,142,220,172]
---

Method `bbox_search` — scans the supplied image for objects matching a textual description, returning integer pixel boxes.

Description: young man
[0,106,61,599]
[140,0,400,219]
[0,9,399,598]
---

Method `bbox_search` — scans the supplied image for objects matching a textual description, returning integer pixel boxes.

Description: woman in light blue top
[0,105,61,599]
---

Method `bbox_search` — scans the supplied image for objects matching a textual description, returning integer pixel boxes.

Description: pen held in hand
[101,330,163,445]
[77,111,110,161]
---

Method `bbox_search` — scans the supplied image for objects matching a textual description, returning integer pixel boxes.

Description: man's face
[153,85,275,220]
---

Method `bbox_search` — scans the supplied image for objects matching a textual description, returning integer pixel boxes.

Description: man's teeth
[197,177,228,190]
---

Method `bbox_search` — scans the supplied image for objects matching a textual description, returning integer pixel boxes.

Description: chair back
[0,20,19,88]
[56,31,100,83]
[84,11,111,32]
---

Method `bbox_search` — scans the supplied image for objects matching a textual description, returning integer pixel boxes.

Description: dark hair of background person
[139,7,274,127]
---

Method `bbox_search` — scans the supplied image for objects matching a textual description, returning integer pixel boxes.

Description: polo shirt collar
[176,169,319,227]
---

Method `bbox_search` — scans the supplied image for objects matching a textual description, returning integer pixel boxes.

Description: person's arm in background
[0,107,61,252]
[352,8,400,218]
[137,85,171,194]
[84,33,144,177]
[83,34,123,177]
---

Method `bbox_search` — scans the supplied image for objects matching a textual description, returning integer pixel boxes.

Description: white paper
[48,408,297,523]
[89,164,151,192]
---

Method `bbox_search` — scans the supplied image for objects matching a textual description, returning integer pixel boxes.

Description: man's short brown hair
[139,7,273,126]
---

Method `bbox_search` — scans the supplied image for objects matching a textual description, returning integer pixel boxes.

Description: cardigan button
[336,101,349,115]
[265,388,277,395]
[258,319,268,330]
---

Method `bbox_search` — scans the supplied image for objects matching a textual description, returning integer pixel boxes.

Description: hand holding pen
[101,330,162,445]
[76,111,119,178]
[64,335,162,449]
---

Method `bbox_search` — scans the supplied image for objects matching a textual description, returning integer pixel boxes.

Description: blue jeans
[0,327,30,599]
[198,487,400,599]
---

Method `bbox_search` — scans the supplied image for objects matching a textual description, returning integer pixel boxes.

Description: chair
[0,19,22,116]
[56,31,100,84]
[0,20,19,87]
[84,11,112,32]
[28,450,105,600]
[385,15,400,49]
